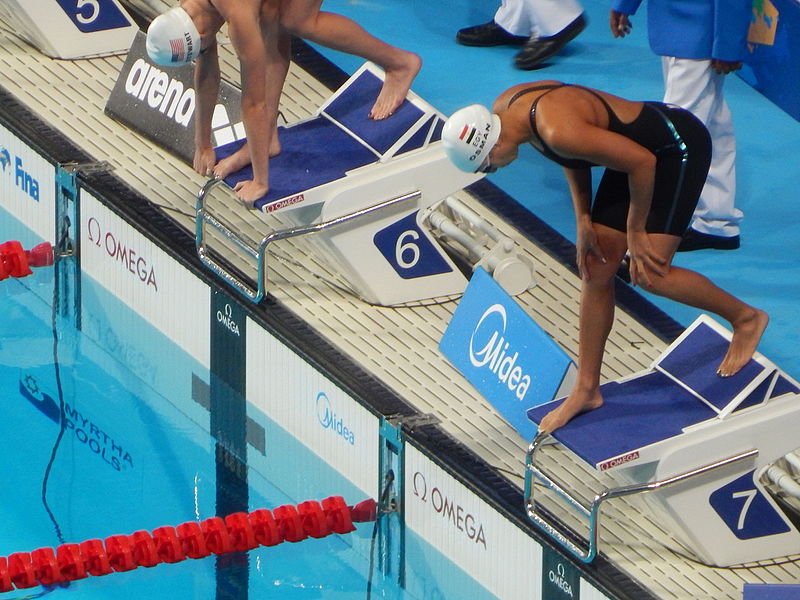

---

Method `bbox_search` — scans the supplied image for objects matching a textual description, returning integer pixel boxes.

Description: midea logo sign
[468,303,532,400]
[315,392,355,445]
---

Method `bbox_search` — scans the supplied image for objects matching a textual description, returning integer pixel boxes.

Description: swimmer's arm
[546,120,655,233]
[563,166,592,226]
[548,118,664,285]
[564,167,606,279]
[193,41,221,174]
[262,15,290,150]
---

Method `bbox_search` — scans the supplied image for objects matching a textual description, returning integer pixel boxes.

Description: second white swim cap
[146,6,201,67]
[441,104,501,173]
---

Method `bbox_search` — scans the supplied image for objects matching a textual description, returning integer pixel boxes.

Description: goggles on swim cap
[441,104,501,173]
[146,6,201,67]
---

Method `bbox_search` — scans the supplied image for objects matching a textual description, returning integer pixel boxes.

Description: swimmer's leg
[539,224,628,433]
[643,233,768,377]
[279,0,421,119]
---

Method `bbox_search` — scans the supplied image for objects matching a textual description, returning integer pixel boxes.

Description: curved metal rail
[195,178,421,303]
[524,431,758,563]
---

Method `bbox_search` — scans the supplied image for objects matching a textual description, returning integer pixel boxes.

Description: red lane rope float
[0,241,53,281]
[0,496,377,593]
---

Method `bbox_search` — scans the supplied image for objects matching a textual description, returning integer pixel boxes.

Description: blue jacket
[612,0,752,61]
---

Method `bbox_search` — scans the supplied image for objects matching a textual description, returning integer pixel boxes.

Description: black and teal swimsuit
[509,83,712,236]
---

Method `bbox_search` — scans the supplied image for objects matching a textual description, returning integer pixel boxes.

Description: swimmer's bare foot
[717,308,769,377]
[270,134,281,157]
[212,137,281,179]
[538,387,603,434]
[369,52,422,120]
[233,179,268,210]
[214,147,251,179]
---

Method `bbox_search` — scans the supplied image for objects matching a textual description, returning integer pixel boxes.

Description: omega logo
[87,216,158,291]
[412,471,486,548]
[547,562,574,598]
[216,303,240,336]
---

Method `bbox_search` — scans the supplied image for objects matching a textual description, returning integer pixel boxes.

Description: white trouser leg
[495,0,583,38]
[662,56,743,237]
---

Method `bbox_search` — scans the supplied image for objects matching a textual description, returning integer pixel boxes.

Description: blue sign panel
[56,0,132,33]
[740,0,800,121]
[373,211,452,279]
[439,267,573,440]
[709,470,791,539]
[744,583,800,600]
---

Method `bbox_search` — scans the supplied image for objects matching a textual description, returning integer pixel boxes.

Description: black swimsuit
[509,83,712,236]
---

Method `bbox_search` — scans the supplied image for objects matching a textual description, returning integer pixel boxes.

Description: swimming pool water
[0,273,367,599]
[0,185,506,600]
[0,207,497,599]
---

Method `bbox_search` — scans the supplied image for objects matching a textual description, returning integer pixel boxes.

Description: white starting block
[196,63,534,305]
[525,315,800,566]
[0,0,137,59]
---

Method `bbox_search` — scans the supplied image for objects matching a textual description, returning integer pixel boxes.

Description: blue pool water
[0,204,498,599]
[1,271,378,599]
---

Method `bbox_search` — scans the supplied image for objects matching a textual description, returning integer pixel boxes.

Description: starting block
[525,315,800,566]
[196,63,533,305]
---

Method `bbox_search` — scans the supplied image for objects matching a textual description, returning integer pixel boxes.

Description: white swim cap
[441,104,501,173]
[146,6,201,67]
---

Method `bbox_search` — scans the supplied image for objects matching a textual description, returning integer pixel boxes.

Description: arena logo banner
[105,32,245,164]
[0,0,137,59]
[439,267,575,441]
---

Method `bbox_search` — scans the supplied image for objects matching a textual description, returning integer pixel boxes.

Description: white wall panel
[0,123,55,242]
[80,193,210,368]
[405,445,539,600]
[581,579,614,600]
[247,322,379,498]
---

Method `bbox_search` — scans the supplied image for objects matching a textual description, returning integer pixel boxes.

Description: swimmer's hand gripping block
[524,315,800,566]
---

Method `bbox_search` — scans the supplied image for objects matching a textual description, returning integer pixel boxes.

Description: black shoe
[514,13,587,70]
[456,21,529,47]
[677,228,741,252]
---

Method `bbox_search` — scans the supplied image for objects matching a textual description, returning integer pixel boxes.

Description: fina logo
[0,146,39,201]
[548,562,574,598]
[315,392,355,445]
[469,303,531,400]
[216,303,240,336]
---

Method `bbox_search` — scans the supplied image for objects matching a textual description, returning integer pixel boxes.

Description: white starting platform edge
[0,0,138,60]
[196,62,535,306]
[526,314,800,567]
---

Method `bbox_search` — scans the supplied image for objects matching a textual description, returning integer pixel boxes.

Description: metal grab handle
[195,178,421,303]
[196,178,263,301]
[524,432,758,563]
